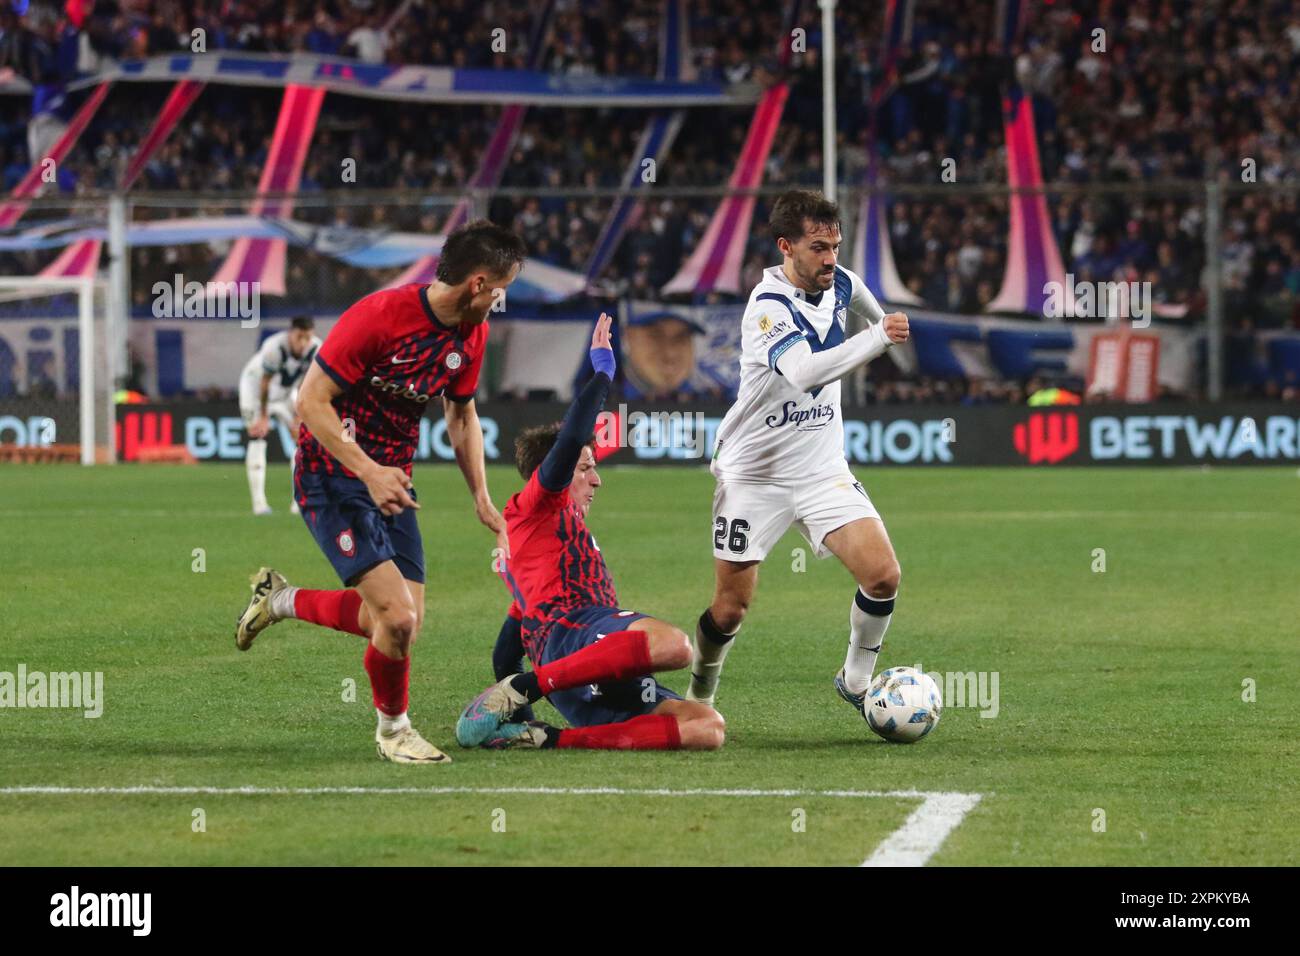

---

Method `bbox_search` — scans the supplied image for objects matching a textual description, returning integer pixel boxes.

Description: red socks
[556,714,681,750]
[532,630,651,694]
[363,643,409,716]
[295,589,367,637]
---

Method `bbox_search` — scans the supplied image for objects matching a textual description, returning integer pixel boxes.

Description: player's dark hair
[515,424,597,480]
[770,189,840,243]
[290,315,314,330]
[436,219,528,285]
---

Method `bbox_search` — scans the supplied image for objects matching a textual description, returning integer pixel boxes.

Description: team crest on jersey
[445,351,463,370]
[758,313,772,334]
[337,530,356,557]
[835,306,847,325]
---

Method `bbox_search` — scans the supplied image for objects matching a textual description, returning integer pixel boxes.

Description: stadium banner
[42,80,207,279]
[21,401,1288,467]
[872,0,916,110]
[212,84,326,295]
[36,237,102,279]
[0,217,586,300]
[900,308,1199,395]
[0,81,112,229]
[660,0,801,295]
[120,80,208,190]
[31,54,757,106]
[994,0,1031,51]
[854,166,924,307]
[0,309,1206,399]
[660,82,789,294]
[583,0,690,282]
[986,90,1071,317]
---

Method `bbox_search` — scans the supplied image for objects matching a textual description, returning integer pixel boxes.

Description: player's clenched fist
[362,464,420,515]
[883,312,910,344]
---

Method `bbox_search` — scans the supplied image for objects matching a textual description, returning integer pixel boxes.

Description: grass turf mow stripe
[0,786,984,867]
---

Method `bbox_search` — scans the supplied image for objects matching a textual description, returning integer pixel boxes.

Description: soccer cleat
[455,676,530,748]
[834,668,868,716]
[234,566,290,651]
[289,500,300,515]
[482,721,553,750]
[253,505,274,516]
[376,726,452,764]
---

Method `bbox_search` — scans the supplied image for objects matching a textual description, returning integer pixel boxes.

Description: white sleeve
[745,301,805,372]
[257,335,283,376]
[774,322,893,393]
[846,268,887,325]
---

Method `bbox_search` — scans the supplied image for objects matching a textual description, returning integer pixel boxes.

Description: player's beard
[798,259,834,292]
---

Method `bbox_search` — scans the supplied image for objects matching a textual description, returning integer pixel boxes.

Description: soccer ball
[865,667,942,743]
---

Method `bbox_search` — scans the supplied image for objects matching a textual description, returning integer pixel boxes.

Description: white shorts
[239,377,297,431]
[711,468,880,562]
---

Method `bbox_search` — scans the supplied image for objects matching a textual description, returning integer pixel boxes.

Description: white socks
[843,588,896,695]
[269,586,299,620]
[687,610,737,705]
[377,711,411,737]
[246,438,268,512]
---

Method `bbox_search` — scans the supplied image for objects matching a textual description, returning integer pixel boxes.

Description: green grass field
[2,462,1297,866]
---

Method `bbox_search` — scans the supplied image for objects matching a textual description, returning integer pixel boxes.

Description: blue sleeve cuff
[767,331,805,373]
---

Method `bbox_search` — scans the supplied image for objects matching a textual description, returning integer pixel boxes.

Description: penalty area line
[860,791,983,867]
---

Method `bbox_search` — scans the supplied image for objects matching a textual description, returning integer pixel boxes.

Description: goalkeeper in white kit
[238,316,321,515]
[689,190,911,716]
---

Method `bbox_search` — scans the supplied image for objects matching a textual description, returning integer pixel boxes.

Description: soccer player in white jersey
[687,190,911,717]
[238,316,321,515]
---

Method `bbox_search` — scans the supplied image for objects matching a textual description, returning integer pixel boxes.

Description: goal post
[0,276,113,465]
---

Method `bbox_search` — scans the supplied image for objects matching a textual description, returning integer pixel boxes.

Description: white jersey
[712,265,886,483]
[239,330,322,400]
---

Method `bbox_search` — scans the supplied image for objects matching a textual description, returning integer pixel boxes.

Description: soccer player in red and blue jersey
[454,314,726,751]
[234,220,526,764]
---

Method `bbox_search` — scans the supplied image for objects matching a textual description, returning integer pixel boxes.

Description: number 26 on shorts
[714,516,750,554]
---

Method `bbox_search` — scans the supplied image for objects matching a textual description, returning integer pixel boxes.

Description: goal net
[0,277,113,465]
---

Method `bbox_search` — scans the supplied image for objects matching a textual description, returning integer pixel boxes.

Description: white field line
[860,791,983,867]
[0,785,982,866]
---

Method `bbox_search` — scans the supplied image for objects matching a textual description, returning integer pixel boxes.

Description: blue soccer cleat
[455,676,530,748]
[834,668,868,716]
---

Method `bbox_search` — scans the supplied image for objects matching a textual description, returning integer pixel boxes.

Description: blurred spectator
[621,313,706,402]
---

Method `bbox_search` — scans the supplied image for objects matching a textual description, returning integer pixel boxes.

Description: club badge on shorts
[445,351,463,370]
[336,529,356,557]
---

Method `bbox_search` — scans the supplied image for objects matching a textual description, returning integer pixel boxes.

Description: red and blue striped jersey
[503,470,618,660]
[297,284,487,477]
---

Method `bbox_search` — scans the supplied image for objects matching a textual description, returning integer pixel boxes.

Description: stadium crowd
[1,0,1298,400]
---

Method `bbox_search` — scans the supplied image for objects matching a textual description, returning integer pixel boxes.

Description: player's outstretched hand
[590,312,616,378]
[363,464,420,515]
[883,312,910,344]
[476,496,509,560]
